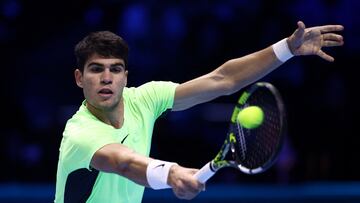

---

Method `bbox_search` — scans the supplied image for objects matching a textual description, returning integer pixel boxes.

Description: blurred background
[0,0,359,202]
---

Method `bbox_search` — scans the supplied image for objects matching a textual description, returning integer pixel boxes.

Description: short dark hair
[74,31,129,72]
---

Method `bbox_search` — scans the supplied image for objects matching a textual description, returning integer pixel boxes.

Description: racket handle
[194,162,216,183]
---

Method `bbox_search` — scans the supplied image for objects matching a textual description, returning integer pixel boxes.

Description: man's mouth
[98,88,113,97]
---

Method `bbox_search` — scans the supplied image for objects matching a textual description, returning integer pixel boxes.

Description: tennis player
[54,21,343,202]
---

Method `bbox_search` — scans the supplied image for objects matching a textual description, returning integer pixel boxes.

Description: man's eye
[111,67,123,73]
[91,66,103,72]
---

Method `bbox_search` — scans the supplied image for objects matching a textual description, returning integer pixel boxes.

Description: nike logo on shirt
[121,134,129,144]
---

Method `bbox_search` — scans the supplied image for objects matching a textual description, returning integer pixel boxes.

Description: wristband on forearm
[272,38,294,62]
[146,159,177,190]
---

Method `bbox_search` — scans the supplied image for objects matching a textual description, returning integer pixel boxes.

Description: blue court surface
[1,182,360,203]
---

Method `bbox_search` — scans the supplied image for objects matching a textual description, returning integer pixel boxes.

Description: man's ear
[125,70,128,87]
[74,69,83,88]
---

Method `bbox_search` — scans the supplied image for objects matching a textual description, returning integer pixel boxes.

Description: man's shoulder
[124,81,178,104]
[63,103,110,139]
[65,103,93,127]
[125,81,178,95]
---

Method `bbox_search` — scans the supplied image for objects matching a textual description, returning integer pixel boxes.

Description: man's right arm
[90,143,204,200]
[91,143,151,186]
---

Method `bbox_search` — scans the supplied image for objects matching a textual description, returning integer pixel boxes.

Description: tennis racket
[194,82,286,183]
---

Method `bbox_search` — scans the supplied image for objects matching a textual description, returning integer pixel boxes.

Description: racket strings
[236,122,247,160]
[235,87,283,170]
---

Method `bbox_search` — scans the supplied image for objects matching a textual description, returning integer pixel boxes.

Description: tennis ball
[237,106,264,129]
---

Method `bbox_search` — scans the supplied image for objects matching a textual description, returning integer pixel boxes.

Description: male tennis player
[55,21,343,202]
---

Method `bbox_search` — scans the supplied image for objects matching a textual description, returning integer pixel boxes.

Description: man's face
[75,53,128,111]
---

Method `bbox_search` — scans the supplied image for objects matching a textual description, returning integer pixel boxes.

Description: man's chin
[97,103,114,110]
[97,100,119,111]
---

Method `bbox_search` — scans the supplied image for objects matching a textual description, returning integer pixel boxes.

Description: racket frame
[195,82,286,183]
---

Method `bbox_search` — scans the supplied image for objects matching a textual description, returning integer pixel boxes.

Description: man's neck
[86,99,125,129]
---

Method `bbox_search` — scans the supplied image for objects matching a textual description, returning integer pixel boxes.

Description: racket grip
[194,162,215,183]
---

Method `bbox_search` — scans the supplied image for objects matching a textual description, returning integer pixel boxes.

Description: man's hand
[167,165,205,200]
[287,21,344,62]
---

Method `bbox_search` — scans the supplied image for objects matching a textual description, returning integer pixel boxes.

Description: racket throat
[211,160,233,171]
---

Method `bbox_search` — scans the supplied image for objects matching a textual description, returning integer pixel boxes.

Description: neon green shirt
[55,81,178,203]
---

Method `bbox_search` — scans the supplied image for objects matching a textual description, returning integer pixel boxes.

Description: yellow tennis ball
[237,106,264,129]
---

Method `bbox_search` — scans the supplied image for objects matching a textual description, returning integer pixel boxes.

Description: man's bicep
[173,71,232,111]
[90,143,128,174]
[90,143,151,186]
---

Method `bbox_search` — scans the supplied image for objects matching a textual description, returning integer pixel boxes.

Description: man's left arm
[173,21,344,111]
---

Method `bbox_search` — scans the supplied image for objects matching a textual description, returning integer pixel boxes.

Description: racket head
[229,82,286,174]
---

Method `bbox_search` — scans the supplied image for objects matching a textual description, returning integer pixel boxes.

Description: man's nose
[101,69,112,84]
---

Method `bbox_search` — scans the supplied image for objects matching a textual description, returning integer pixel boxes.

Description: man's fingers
[175,181,204,200]
[318,25,344,33]
[297,21,305,29]
[323,40,344,47]
[293,21,305,38]
[323,33,343,41]
[188,169,199,175]
[322,33,344,47]
[317,50,334,62]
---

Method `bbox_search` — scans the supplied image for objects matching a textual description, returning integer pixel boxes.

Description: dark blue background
[0,0,359,201]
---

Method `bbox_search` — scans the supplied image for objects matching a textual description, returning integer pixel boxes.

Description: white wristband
[272,38,294,62]
[146,159,177,190]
